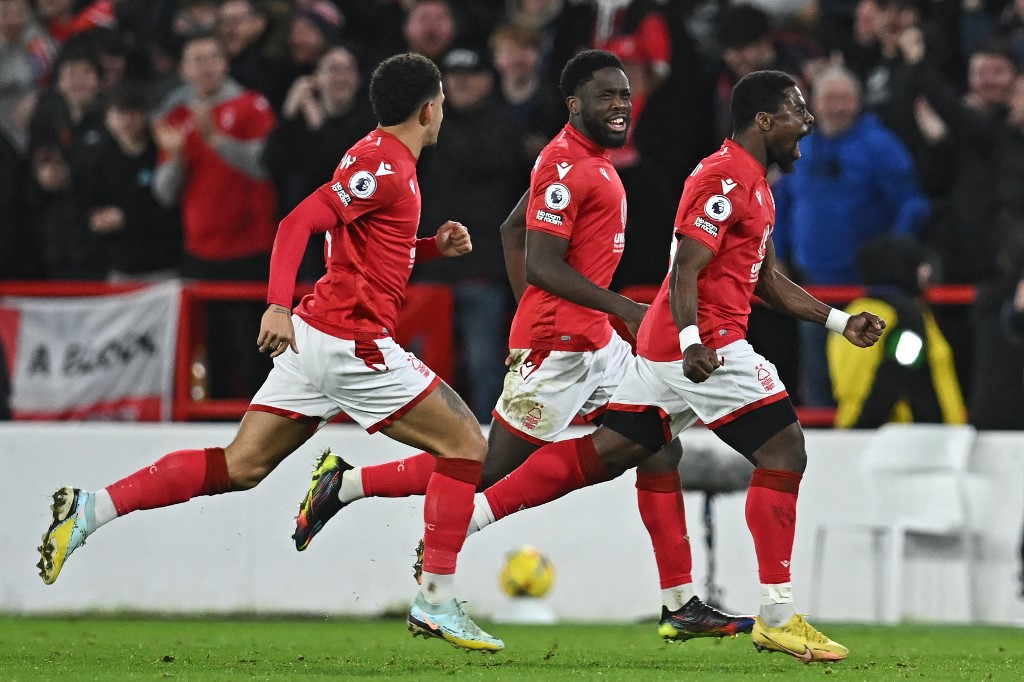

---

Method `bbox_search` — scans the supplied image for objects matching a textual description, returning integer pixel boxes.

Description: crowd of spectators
[1,0,1023,424]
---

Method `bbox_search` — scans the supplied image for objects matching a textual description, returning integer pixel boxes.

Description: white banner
[0,282,181,421]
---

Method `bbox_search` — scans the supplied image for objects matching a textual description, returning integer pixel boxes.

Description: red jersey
[292,130,423,340]
[509,124,627,351]
[637,139,775,361]
[160,84,277,261]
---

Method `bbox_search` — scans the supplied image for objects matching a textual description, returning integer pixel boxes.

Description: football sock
[421,457,482,597]
[467,493,494,536]
[482,435,612,521]
[662,584,697,611]
[760,583,796,627]
[106,447,231,517]
[358,452,435,499]
[91,489,118,530]
[746,468,800,621]
[338,468,364,504]
[420,572,456,606]
[636,470,693,591]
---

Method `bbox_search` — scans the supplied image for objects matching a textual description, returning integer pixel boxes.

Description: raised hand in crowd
[87,206,125,235]
[151,119,185,158]
[913,96,948,144]
[282,75,326,130]
[33,147,70,193]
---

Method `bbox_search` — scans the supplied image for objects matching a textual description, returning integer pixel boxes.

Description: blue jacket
[772,113,930,284]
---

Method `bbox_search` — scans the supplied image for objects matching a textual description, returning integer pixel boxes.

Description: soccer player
[36,53,503,653]
[293,50,753,642]
[456,70,886,663]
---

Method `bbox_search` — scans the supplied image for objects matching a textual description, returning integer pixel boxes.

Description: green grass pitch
[1,616,1021,680]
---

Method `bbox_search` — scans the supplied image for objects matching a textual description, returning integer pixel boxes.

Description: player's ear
[566,95,580,116]
[756,111,772,132]
[418,100,433,127]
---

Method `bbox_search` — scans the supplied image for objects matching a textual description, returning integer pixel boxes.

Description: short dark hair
[970,38,1020,72]
[559,49,624,100]
[731,70,797,132]
[857,234,924,295]
[369,52,442,126]
[716,4,772,51]
[55,32,104,78]
[180,32,226,58]
[108,84,150,112]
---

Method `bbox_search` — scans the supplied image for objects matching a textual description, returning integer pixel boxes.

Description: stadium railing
[0,281,974,426]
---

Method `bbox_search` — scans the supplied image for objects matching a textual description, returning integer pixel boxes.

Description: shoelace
[791,615,829,643]
[454,601,485,637]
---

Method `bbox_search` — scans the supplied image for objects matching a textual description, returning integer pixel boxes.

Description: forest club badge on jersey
[545,183,571,210]
[348,170,377,199]
[704,194,732,221]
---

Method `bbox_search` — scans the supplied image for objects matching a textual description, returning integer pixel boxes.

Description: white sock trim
[92,489,118,529]
[467,493,494,536]
[338,467,364,504]
[661,583,696,611]
[420,572,456,606]
[761,582,794,605]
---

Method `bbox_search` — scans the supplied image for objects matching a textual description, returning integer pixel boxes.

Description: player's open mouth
[606,116,628,133]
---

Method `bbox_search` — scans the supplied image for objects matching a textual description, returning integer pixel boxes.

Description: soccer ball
[499,546,555,598]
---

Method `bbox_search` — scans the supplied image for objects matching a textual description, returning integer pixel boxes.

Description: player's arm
[526,230,648,337]
[258,193,335,357]
[417,220,471,262]
[754,238,886,348]
[669,235,718,382]
[500,190,529,303]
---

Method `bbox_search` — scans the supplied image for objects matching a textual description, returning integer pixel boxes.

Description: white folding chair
[809,423,982,624]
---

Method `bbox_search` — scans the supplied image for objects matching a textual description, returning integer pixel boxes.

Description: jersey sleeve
[315,152,400,225]
[674,169,746,255]
[525,154,586,240]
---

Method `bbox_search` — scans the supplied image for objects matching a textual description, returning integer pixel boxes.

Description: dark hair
[180,32,226,58]
[369,53,441,126]
[559,49,624,100]
[55,32,104,78]
[716,4,772,51]
[731,69,797,132]
[857,235,924,295]
[107,84,150,112]
[970,38,1020,72]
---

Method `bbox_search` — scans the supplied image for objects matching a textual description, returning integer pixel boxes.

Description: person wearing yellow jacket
[828,235,967,428]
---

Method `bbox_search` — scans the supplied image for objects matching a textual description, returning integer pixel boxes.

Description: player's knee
[224,447,273,490]
[637,439,683,474]
[448,426,487,462]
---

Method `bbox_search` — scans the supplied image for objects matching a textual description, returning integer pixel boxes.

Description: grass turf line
[1,617,1021,680]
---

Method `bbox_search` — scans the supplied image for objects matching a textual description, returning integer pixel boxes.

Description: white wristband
[678,325,701,355]
[825,308,851,334]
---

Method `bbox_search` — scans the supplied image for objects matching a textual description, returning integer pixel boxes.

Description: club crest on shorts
[545,183,571,210]
[349,170,377,199]
[704,194,732,221]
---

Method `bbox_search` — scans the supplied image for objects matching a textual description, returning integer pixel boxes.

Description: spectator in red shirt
[152,33,277,397]
[0,0,59,151]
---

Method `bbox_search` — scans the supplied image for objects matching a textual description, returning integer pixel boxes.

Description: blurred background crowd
[1,0,1023,428]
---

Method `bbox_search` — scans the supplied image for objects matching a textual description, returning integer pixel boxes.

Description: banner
[0,282,181,421]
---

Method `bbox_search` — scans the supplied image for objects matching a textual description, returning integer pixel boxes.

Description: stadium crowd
[1,0,1023,426]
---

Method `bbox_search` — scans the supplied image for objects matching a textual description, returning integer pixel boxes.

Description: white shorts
[609,339,789,441]
[250,316,439,433]
[492,333,633,443]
